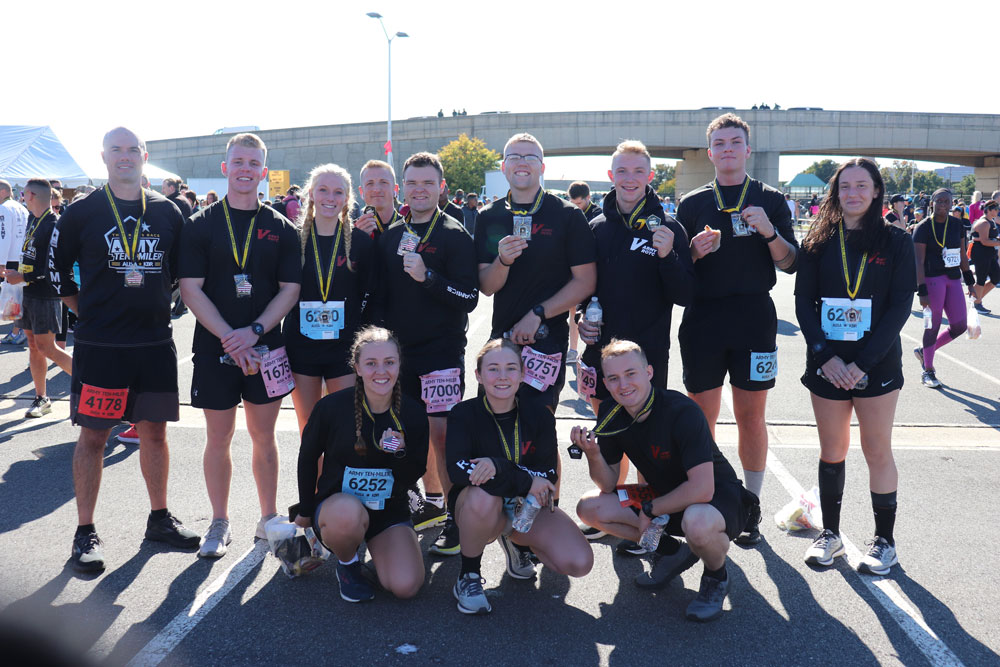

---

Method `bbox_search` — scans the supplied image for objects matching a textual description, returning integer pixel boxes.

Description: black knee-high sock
[460,553,482,576]
[871,491,897,546]
[818,459,846,535]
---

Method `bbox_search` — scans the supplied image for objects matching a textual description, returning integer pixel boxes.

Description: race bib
[78,384,128,420]
[821,298,872,341]
[942,247,960,268]
[420,367,462,413]
[299,300,345,340]
[521,346,562,392]
[749,350,778,382]
[397,231,419,256]
[342,467,394,510]
[577,360,597,401]
[261,346,295,398]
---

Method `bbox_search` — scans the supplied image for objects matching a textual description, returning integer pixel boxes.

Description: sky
[8,0,994,183]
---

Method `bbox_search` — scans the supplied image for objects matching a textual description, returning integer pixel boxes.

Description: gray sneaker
[685,574,730,622]
[498,534,536,580]
[199,519,232,558]
[25,396,52,418]
[256,513,284,540]
[454,573,492,614]
[634,542,698,589]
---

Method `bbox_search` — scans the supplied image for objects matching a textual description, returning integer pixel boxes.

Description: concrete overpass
[145,109,1000,198]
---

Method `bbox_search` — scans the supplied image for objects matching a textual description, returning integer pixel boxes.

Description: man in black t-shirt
[569,180,603,223]
[354,159,401,241]
[574,340,754,623]
[50,126,199,573]
[179,133,301,559]
[162,177,192,220]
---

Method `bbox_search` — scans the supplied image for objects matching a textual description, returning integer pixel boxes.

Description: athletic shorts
[400,352,465,418]
[191,352,288,410]
[971,248,999,286]
[313,495,413,544]
[70,341,179,429]
[638,481,754,542]
[286,341,353,380]
[15,295,62,335]
[801,345,904,400]
[680,294,778,393]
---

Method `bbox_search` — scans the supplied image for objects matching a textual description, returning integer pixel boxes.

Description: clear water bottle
[511,495,542,533]
[923,306,932,330]
[585,296,603,326]
[638,515,670,551]
[504,324,549,341]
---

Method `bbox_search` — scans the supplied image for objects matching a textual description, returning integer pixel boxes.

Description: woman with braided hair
[284,163,376,433]
[294,326,429,603]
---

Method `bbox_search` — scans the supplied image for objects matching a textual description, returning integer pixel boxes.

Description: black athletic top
[20,210,60,299]
[675,177,797,301]
[596,387,740,496]
[282,224,375,360]
[167,193,193,221]
[794,224,916,373]
[971,218,999,262]
[582,202,603,222]
[911,215,965,280]
[370,210,478,355]
[443,202,465,227]
[446,396,558,498]
[297,388,429,519]
[50,188,183,346]
[475,190,597,355]
[581,187,694,368]
[179,199,301,356]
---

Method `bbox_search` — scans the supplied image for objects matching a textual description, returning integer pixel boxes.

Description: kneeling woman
[445,339,593,615]
[294,326,429,602]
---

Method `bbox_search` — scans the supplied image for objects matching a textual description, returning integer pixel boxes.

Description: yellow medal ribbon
[22,209,51,253]
[712,177,751,213]
[311,221,343,303]
[374,207,400,233]
[930,213,949,248]
[104,185,145,261]
[839,221,867,300]
[403,208,442,245]
[617,199,647,230]
[222,197,261,271]
[505,187,545,216]
[362,396,405,451]
[592,388,656,437]
[482,395,520,464]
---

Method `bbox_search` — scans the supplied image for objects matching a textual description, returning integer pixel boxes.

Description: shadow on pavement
[936,385,1000,428]
[777,318,801,336]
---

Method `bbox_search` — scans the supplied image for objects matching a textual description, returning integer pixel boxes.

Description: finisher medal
[513,215,532,240]
[646,215,661,231]
[731,212,751,237]
[397,230,419,255]
[234,273,253,298]
[124,266,144,288]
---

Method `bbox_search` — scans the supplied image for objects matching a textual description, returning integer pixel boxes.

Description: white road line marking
[900,331,1000,388]
[123,541,270,667]
[177,353,194,366]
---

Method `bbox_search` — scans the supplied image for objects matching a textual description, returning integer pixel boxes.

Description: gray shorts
[15,295,62,335]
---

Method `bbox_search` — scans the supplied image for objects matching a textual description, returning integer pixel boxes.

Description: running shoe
[25,396,52,419]
[71,530,105,573]
[9,330,26,345]
[857,537,898,576]
[429,514,460,556]
[145,512,200,549]
[974,302,991,314]
[616,539,648,556]
[921,370,942,388]
[566,349,579,364]
[913,347,925,371]
[117,424,140,444]
[411,500,447,532]
[454,573,492,614]
[634,542,698,589]
[199,518,232,558]
[407,484,423,514]
[579,524,606,540]
[336,560,375,602]
[735,501,763,546]
[803,529,845,567]
[498,534,536,579]
[0,333,13,345]
[256,513,284,540]
[685,574,730,623]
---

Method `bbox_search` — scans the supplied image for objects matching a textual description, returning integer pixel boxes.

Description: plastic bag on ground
[967,300,982,340]
[0,282,23,321]
[265,515,330,578]
[774,485,824,531]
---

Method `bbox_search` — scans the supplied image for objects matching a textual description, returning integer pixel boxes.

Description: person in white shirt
[0,180,29,344]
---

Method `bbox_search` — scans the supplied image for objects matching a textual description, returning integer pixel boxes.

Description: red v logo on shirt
[337,256,349,267]
[521,440,532,456]
[532,223,544,235]
[257,229,269,240]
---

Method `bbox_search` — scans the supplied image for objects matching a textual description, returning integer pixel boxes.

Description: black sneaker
[145,512,200,549]
[735,501,763,546]
[579,524,607,540]
[974,302,990,314]
[71,531,105,573]
[337,560,375,602]
[685,574,730,622]
[615,539,648,556]
[634,542,698,589]
[429,514,460,556]
[411,500,447,532]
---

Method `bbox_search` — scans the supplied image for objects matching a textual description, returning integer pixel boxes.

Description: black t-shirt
[21,211,60,299]
[794,225,916,372]
[475,191,597,354]
[297,389,429,519]
[581,187,694,369]
[179,199,301,355]
[911,215,965,279]
[582,202,603,222]
[443,202,465,226]
[370,211,479,356]
[167,193,193,221]
[445,396,558,498]
[596,387,740,496]
[675,177,797,301]
[50,187,183,346]
[283,225,375,359]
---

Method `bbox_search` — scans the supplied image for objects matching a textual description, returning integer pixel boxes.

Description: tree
[438,134,501,194]
[657,178,675,198]
[651,163,675,192]
[803,159,839,184]
[955,173,977,197]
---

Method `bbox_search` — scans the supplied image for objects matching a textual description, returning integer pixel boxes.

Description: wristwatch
[250,322,265,337]
[641,500,656,519]
[423,269,436,286]
[763,231,779,243]
[532,304,545,319]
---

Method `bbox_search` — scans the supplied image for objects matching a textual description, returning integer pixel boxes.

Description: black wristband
[763,231,779,243]
[498,256,513,267]
[641,500,656,519]
[963,270,975,287]
[916,284,928,297]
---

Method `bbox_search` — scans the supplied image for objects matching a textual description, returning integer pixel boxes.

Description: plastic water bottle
[967,300,982,340]
[503,324,549,341]
[585,297,603,326]
[638,515,670,551]
[511,495,542,533]
[923,306,932,330]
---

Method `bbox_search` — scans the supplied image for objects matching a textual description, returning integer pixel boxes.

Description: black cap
[890,194,906,204]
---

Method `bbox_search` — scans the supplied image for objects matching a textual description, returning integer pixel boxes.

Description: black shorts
[191,352,288,410]
[286,341,353,380]
[15,295,62,335]
[971,248,999,286]
[400,352,465,418]
[645,481,754,542]
[313,496,413,544]
[801,345,904,400]
[680,294,778,393]
[70,341,179,429]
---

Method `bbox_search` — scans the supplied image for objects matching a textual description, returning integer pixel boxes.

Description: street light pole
[367,12,408,172]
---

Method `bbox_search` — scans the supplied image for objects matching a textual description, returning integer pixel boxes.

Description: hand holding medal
[741,205,774,238]
[355,205,379,235]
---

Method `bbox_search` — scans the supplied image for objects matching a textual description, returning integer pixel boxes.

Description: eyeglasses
[504,153,542,165]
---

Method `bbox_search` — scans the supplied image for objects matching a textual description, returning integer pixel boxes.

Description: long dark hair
[802,157,890,254]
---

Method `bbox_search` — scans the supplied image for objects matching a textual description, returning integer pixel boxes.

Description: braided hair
[298,163,355,272]
[349,326,402,455]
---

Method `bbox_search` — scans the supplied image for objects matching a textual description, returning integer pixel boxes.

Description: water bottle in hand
[638,515,670,551]
[512,495,542,533]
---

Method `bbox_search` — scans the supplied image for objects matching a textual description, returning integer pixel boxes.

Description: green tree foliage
[955,174,977,197]
[803,159,839,184]
[879,160,947,196]
[657,178,676,197]
[438,134,501,194]
[651,164,675,192]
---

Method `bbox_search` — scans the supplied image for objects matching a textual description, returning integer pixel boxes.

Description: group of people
[0,111,942,623]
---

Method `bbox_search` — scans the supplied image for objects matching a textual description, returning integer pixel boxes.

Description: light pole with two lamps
[366,11,408,172]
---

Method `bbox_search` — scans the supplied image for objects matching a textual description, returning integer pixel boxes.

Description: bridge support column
[748,151,780,189]
[976,158,1000,196]
[675,149,715,199]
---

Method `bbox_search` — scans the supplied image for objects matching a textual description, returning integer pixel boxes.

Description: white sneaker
[199,519,232,558]
[804,529,845,567]
[857,537,897,576]
[256,513,285,540]
[498,534,536,579]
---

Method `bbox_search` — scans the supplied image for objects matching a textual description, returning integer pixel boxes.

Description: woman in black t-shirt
[970,200,1000,312]
[795,158,916,577]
